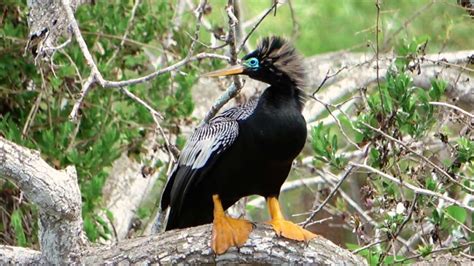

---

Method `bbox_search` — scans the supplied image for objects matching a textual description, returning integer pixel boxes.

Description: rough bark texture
[0,224,366,265]
[0,246,41,265]
[0,137,86,264]
[82,224,366,265]
[26,0,90,57]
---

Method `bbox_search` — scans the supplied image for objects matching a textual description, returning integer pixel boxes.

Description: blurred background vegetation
[1,0,473,264]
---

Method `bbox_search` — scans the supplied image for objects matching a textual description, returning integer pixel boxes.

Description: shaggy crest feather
[248,36,306,89]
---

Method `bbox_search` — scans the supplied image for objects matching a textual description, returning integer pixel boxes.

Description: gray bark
[0,137,86,264]
[0,246,41,265]
[82,224,366,265]
[0,224,366,265]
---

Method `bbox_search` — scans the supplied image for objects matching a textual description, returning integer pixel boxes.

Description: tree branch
[349,162,474,213]
[0,137,86,264]
[81,224,366,264]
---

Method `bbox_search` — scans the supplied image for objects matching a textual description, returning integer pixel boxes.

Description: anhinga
[161,36,316,254]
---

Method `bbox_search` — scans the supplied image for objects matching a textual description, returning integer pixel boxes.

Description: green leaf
[429,79,447,101]
[445,205,467,224]
[381,86,393,114]
[369,148,381,167]
[345,243,361,251]
[11,209,27,247]
[417,244,433,257]
[425,177,437,191]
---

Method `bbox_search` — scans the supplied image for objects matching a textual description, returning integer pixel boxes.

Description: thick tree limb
[0,137,86,264]
[0,246,41,264]
[0,224,366,264]
[82,224,366,265]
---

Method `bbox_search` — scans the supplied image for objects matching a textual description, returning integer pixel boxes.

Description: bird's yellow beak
[203,65,244,77]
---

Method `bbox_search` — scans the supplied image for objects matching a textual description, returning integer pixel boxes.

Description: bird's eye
[245,57,259,69]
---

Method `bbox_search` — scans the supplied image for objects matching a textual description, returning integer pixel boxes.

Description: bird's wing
[219,97,258,120]
[160,116,239,212]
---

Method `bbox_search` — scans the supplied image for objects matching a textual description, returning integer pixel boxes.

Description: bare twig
[352,239,388,254]
[22,85,44,137]
[236,1,278,54]
[312,66,348,96]
[375,0,385,119]
[199,0,249,124]
[120,88,163,120]
[349,162,474,212]
[302,166,355,227]
[103,53,230,88]
[360,121,474,193]
[310,95,361,150]
[429,101,474,119]
[62,0,231,122]
[378,194,419,263]
[68,52,230,120]
[317,168,376,226]
[382,0,435,48]
[395,241,474,263]
[69,74,96,121]
[200,83,239,125]
[287,0,300,40]
[106,0,141,66]
[186,0,207,59]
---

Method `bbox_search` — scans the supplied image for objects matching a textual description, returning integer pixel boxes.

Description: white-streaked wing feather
[160,97,260,211]
[179,117,238,170]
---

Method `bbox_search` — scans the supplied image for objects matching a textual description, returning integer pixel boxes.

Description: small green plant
[311,123,346,168]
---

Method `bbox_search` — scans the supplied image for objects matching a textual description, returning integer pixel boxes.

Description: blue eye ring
[244,57,259,69]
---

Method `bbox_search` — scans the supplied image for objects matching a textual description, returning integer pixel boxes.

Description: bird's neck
[260,83,306,112]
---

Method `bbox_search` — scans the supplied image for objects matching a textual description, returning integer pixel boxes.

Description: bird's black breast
[210,88,307,202]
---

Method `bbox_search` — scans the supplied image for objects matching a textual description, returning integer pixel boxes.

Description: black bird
[160,36,316,254]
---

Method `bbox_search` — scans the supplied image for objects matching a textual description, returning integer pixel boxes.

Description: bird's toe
[267,219,317,242]
[211,216,253,254]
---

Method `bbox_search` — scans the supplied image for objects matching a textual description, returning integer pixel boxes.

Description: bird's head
[205,36,305,88]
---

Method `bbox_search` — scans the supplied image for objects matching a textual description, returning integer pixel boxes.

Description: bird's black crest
[245,36,306,88]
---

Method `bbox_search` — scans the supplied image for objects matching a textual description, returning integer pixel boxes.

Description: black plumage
[161,36,308,232]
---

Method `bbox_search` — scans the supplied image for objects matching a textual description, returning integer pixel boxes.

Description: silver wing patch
[179,117,239,170]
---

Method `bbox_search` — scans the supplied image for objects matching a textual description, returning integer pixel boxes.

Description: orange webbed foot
[211,215,253,254]
[211,194,253,254]
[267,219,317,242]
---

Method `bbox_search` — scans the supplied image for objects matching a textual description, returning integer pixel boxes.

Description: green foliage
[311,123,346,168]
[417,244,433,257]
[456,137,474,165]
[0,0,201,245]
[445,205,467,225]
[357,69,446,140]
[344,36,471,264]
[10,209,27,247]
[345,243,410,265]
